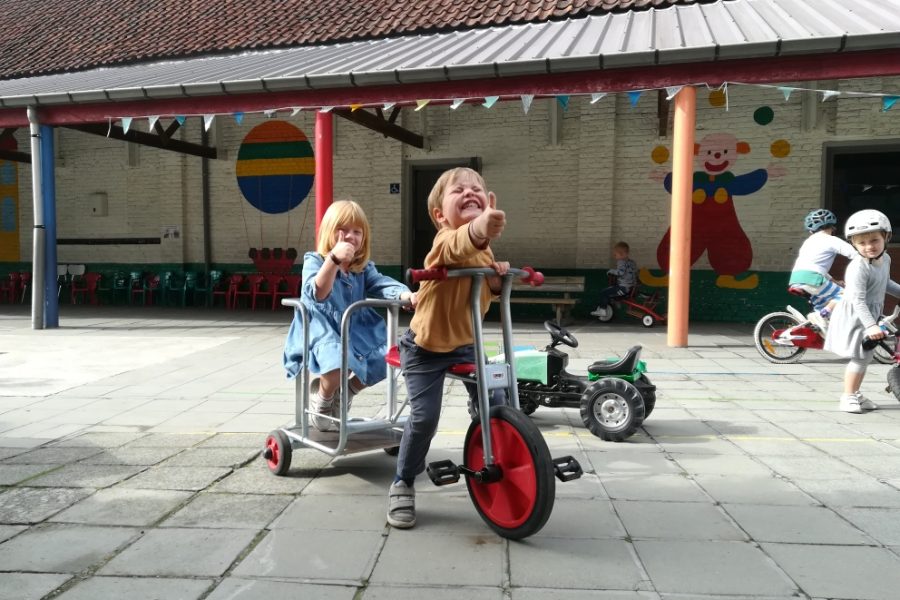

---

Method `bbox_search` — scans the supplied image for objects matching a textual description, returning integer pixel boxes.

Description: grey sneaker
[856,392,879,411]
[387,481,416,528]
[839,393,863,414]
[309,393,334,431]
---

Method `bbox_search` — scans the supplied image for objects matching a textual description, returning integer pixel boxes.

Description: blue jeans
[396,329,504,484]
[596,284,629,308]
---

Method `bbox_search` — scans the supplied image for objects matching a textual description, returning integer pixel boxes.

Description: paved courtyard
[2,304,900,600]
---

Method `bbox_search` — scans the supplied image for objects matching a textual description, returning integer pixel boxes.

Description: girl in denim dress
[283,200,416,430]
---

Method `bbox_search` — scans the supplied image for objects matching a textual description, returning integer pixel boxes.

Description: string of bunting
[106,80,900,135]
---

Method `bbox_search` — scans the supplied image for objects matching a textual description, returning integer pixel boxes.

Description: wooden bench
[492,275,585,324]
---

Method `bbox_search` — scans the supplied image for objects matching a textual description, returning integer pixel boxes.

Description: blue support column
[40,124,58,328]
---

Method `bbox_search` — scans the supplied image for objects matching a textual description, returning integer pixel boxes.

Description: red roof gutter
[2,48,900,128]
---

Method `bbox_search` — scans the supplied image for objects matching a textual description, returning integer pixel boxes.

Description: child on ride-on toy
[789,209,855,332]
[591,241,637,320]
[824,209,900,413]
[389,167,509,530]
[282,200,416,432]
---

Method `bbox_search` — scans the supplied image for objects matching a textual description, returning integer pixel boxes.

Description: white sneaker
[808,311,828,332]
[590,307,605,317]
[855,392,879,411]
[387,480,416,528]
[839,393,863,414]
[309,393,334,431]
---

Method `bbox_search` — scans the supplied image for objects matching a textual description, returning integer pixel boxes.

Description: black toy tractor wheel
[888,367,900,402]
[580,378,645,442]
[264,430,292,476]
[637,375,656,419]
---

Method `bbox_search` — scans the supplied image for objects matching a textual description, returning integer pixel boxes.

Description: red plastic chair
[144,274,161,305]
[250,274,280,310]
[1,272,19,304]
[228,274,249,309]
[209,271,229,307]
[17,272,31,304]
[272,274,302,309]
[71,272,102,305]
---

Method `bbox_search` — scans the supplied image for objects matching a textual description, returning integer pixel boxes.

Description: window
[824,143,900,240]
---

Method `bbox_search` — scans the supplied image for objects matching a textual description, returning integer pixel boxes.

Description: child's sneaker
[839,393,863,414]
[309,393,334,431]
[855,392,879,411]
[807,310,828,333]
[590,306,610,319]
[387,480,416,528]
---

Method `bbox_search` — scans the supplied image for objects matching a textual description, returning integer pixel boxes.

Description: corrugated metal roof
[2,0,899,108]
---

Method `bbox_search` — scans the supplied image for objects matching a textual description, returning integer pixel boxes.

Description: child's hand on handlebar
[491,261,510,276]
[865,324,886,340]
[400,291,418,311]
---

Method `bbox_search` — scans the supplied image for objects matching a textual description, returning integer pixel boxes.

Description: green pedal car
[482,320,656,442]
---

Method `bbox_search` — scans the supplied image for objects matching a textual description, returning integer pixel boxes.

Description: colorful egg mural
[236,120,314,215]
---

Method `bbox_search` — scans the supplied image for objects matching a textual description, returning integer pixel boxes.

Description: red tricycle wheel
[264,430,292,476]
[464,405,555,540]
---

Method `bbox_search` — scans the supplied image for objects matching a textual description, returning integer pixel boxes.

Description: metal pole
[27,107,45,330]
[40,124,58,328]
[314,111,333,238]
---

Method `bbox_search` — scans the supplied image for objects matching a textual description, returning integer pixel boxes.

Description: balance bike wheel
[464,405,555,540]
[580,378,645,442]
[753,311,806,364]
[888,367,900,402]
[874,337,897,365]
[637,375,656,419]
[264,430,292,476]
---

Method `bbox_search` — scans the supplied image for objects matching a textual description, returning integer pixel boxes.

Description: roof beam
[332,107,423,148]
[63,122,216,159]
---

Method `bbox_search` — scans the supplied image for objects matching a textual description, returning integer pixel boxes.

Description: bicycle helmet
[844,209,892,238]
[804,209,837,233]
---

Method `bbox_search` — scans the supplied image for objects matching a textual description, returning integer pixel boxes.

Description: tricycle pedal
[552,455,583,482]
[426,459,460,486]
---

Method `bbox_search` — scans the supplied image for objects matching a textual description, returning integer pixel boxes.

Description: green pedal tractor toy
[480,320,656,441]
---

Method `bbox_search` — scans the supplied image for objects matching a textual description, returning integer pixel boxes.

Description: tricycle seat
[588,345,642,376]
[385,345,476,375]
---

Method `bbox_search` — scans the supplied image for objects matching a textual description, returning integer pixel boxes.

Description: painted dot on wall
[753,106,774,126]
[770,139,791,158]
[651,145,670,164]
[708,89,727,108]
[0,162,15,185]
[1,198,15,232]
[236,120,315,215]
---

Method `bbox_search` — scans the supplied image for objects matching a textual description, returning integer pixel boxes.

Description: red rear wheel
[464,405,555,539]
[264,430,292,476]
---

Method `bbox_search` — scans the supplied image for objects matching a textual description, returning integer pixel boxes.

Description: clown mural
[641,129,788,290]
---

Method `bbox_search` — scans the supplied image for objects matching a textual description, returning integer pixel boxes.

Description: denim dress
[282,252,409,385]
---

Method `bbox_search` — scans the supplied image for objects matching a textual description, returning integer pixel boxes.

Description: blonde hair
[426,167,487,229]
[315,200,371,272]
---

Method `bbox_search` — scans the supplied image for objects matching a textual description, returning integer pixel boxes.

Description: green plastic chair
[162,271,185,306]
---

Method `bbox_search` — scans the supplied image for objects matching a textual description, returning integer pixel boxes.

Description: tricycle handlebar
[406,266,543,286]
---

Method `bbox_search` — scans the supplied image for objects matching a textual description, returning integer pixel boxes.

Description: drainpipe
[40,124,58,328]
[314,111,333,237]
[27,107,45,330]
[667,86,696,347]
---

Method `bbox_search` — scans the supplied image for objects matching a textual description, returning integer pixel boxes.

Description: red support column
[667,86,696,348]
[314,111,334,237]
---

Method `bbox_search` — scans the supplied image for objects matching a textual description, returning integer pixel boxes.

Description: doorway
[404,158,481,273]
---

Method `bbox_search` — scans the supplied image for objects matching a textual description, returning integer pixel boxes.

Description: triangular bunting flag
[483,96,499,108]
[821,90,840,102]
[203,114,215,131]
[778,87,794,102]
[263,109,276,118]
[106,118,113,138]
[415,99,430,111]
[628,91,642,107]
[350,103,363,112]
[383,102,396,111]
[665,86,684,100]
[121,117,132,135]
[234,112,244,125]
[450,99,465,110]
[147,115,159,132]
[521,94,534,114]
[883,96,900,112]
[556,95,569,111]
[175,115,186,125]
[590,93,607,104]
[320,106,334,113]
[290,107,302,116]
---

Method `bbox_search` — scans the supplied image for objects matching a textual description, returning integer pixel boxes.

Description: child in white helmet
[789,209,855,331]
[824,209,900,413]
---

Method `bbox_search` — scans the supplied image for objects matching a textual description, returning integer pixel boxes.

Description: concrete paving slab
[207,458,318,494]
[634,540,798,596]
[601,474,710,502]
[76,445,185,466]
[1,446,103,465]
[49,432,148,447]
[159,446,260,468]
[270,493,390,531]
[792,477,900,508]
[196,432,267,448]
[233,529,383,582]
[762,542,900,600]
[836,507,900,546]
[371,531,503,586]
[161,492,291,529]
[585,450,684,476]
[48,488,192,526]
[205,578,357,600]
[122,432,214,447]
[25,463,145,488]
[512,591,659,600]
[0,487,93,524]
[724,504,874,544]
[116,466,232,491]
[0,573,72,600]
[99,527,257,577]
[668,453,774,476]
[0,524,25,543]
[0,463,57,485]
[614,500,746,541]
[53,576,212,600]
[691,474,816,506]
[364,584,504,599]
[0,524,139,572]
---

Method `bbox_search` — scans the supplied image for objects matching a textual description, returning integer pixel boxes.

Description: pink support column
[314,111,334,237]
[667,86,696,348]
